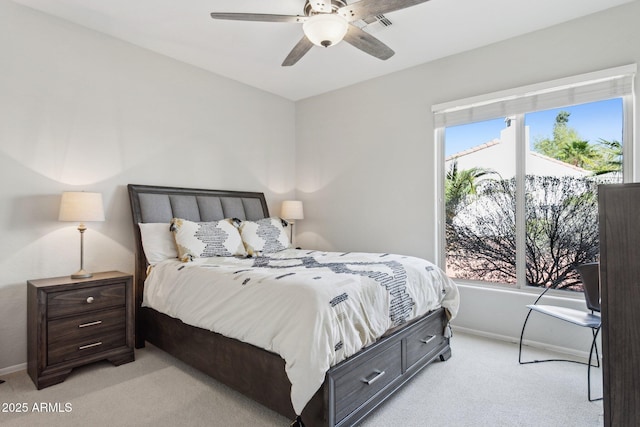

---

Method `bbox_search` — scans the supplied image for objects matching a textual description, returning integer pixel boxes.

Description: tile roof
[446,139,501,161]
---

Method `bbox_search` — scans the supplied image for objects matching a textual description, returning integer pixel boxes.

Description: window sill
[452,279,585,301]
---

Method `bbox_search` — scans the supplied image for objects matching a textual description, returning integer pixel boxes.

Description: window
[444,118,516,285]
[434,66,635,292]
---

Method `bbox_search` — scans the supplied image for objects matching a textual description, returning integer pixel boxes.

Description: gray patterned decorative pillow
[237,217,291,256]
[170,218,247,262]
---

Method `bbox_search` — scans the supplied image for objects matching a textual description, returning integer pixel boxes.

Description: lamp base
[71,269,93,279]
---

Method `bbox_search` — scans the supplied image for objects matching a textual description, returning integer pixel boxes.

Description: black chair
[518,262,602,401]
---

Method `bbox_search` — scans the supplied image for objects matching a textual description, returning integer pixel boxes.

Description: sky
[445,98,623,157]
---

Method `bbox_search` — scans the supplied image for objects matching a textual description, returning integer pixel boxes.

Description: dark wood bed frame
[128,184,452,427]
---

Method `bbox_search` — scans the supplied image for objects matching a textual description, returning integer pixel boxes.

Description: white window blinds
[432,65,636,128]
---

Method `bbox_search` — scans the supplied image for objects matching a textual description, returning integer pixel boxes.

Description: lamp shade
[59,192,105,222]
[303,14,348,47]
[281,200,304,220]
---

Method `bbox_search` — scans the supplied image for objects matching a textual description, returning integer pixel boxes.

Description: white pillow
[238,217,291,257]
[138,223,178,265]
[170,218,247,262]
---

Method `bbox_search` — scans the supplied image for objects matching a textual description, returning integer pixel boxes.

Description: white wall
[0,1,296,371]
[295,2,640,356]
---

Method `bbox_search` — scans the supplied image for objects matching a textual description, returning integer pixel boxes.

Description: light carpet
[0,332,603,426]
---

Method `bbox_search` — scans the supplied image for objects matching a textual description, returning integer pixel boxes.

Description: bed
[127,184,459,427]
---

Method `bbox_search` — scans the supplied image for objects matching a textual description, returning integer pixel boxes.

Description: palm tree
[445,160,497,224]
[593,138,622,175]
[534,111,581,159]
[557,140,597,168]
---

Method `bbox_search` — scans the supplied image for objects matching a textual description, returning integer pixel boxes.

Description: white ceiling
[12,0,634,100]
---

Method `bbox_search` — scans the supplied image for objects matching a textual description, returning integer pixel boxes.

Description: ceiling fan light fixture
[303,14,348,48]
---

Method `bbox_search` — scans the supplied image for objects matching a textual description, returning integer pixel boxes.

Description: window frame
[433,65,636,292]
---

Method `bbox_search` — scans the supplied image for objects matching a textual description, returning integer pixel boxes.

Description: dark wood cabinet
[27,271,134,389]
[598,183,640,427]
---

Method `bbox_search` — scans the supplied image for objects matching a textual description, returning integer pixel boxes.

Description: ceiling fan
[210,0,430,66]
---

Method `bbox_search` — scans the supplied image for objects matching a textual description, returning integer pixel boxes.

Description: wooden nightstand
[27,271,134,389]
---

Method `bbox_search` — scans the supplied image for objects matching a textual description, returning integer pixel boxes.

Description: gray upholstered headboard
[127,184,270,321]
[129,184,269,224]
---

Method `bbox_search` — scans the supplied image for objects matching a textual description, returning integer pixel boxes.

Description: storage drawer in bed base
[325,310,450,427]
[138,306,451,427]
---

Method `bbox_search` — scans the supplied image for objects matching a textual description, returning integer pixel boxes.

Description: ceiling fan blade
[309,0,332,13]
[338,0,430,22]
[282,36,314,66]
[343,25,394,60]
[210,12,307,24]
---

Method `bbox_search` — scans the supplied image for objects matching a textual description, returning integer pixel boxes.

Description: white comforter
[143,249,459,414]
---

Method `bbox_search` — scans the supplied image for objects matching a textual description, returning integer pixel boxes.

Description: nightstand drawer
[333,341,402,422]
[47,283,126,318]
[48,330,126,365]
[405,310,446,369]
[49,307,126,345]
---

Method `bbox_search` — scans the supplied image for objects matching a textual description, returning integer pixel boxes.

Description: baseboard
[0,362,27,377]
[451,325,599,362]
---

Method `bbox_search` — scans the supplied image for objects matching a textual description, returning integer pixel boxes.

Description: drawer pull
[78,320,102,328]
[362,370,386,386]
[86,296,94,304]
[78,341,102,350]
[420,335,437,345]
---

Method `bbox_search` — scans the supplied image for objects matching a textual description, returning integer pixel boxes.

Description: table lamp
[281,200,304,247]
[59,191,105,279]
